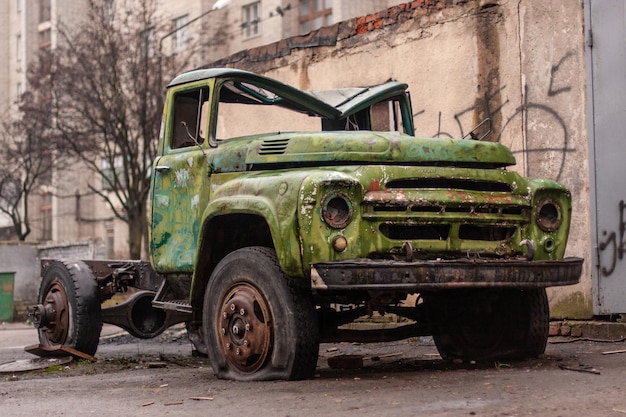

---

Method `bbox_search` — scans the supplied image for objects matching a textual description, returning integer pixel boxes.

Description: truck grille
[380,224,450,240]
[373,205,524,215]
[386,178,513,193]
[363,176,529,248]
[378,224,517,241]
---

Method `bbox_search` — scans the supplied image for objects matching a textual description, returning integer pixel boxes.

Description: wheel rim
[456,320,505,352]
[217,283,272,373]
[40,281,70,345]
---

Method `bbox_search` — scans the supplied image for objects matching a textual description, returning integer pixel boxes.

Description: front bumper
[311,257,583,291]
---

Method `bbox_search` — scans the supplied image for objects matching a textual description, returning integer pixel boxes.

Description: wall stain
[474,9,503,140]
[549,291,593,320]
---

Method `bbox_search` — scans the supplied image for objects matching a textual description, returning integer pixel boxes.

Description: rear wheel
[203,247,319,381]
[34,260,102,356]
[432,289,549,362]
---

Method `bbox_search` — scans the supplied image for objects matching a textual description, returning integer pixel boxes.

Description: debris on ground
[558,363,601,375]
[602,349,626,355]
[24,344,96,362]
[327,355,364,369]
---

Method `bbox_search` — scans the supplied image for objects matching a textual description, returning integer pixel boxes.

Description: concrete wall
[0,242,38,303]
[0,240,94,321]
[209,0,592,318]
[38,241,95,261]
[0,242,38,321]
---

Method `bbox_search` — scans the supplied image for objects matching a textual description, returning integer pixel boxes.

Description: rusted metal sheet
[24,343,97,362]
[311,257,583,290]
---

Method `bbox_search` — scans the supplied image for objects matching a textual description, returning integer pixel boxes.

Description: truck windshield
[213,79,411,141]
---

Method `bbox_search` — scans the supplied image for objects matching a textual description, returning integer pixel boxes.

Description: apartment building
[0,0,401,258]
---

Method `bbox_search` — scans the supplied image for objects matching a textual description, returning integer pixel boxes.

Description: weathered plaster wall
[0,240,96,321]
[0,242,38,302]
[208,0,592,317]
[515,1,590,317]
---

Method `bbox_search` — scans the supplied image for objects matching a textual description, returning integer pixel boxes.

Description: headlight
[321,192,353,229]
[535,198,562,232]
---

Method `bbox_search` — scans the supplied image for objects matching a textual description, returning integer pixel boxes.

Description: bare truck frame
[31,69,583,381]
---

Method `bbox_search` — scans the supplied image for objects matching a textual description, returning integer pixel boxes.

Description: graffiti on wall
[413,50,577,182]
[598,200,626,277]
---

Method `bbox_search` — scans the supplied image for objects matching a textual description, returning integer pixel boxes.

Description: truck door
[150,84,211,272]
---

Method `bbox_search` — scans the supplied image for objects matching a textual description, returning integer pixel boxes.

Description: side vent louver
[259,138,290,155]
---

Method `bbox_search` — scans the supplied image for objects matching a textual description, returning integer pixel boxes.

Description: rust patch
[474,8,504,140]
[24,343,97,362]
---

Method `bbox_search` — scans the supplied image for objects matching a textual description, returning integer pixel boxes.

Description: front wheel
[431,289,549,362]
[203,247,319,381]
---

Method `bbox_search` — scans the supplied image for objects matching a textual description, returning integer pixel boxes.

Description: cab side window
[371,98,408,134]
[171,87,209,149]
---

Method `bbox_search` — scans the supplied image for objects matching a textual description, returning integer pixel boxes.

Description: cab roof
[168,68,409,120]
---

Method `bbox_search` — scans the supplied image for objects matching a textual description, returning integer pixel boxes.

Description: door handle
[155,165,170,173]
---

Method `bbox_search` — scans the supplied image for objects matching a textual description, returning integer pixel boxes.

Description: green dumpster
[0,272,15,321]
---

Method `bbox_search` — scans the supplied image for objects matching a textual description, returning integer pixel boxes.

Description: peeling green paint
[147,69,579,304]
[174,168,190,188]
[149,149,208,272]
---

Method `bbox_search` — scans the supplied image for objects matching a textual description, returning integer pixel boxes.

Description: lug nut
[245,323,251,331]
[222,312,228,319]
[221,328,226,335]
[230,304,236,311]
[236,348,241,356]
[239,308,245,315]
[243,340,249,347]
[226,343,232,350]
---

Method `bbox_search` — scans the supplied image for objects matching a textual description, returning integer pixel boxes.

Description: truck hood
[210,131,516,172]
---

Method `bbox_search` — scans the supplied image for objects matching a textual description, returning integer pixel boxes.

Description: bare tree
[0,109,56,241]
[23,0,195,258]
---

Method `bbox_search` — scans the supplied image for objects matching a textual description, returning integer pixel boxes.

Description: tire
[518,289,549,358]
[432,289,549,362]
[203,247,319,381]
[37,260,102,356]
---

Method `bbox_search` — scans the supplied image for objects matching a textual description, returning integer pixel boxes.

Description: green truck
[31,68,582,381]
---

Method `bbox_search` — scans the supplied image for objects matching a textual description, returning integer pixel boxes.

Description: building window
[41,193,52,241]
[39,0,51,23]
[101,155,125,190]
[103,0,115,25]
[39,28,51,50]
[39,163,53,185]
[242,2,261,39]
[299,0,332,34]
[16,34,22,62]
[105,223,115,259]
[141,27,155,58]
[172,15,189,52]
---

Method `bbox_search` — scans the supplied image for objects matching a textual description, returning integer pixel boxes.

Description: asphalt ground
[2,321,626,416]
